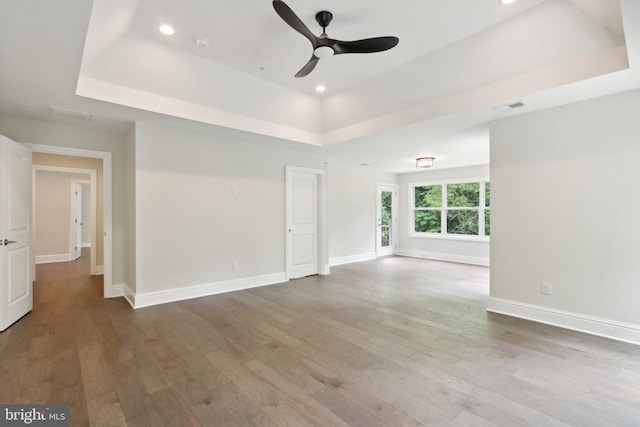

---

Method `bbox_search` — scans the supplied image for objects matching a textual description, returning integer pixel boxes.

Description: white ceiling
[1,0,639,173]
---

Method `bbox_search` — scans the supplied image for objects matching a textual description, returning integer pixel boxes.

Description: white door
[286,168,320,279]
[71,182,82,260]
[376,183,397,256]
[0,135,32,331]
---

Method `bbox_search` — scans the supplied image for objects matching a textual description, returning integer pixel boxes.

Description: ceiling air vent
[48,105,94,121]
[492,100,527,113]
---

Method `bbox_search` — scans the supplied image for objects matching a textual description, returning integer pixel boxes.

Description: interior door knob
[3,239,17,245]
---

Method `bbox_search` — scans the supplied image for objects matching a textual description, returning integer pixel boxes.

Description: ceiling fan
[272,0,399,78]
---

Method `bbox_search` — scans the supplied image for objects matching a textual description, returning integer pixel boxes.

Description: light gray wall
[133,121,329,294]
[397,164,490,265]
[328,161,396,261]
[34,170,90,259]
[490,89,640,325]
[0,114,128,285]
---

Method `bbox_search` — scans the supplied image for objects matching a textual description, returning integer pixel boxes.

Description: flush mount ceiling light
[500,0,517,4]
[159,24,175,35]
[416,157,435,168]
[315,85,326,93]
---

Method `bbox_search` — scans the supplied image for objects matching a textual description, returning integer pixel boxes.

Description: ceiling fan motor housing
[315,11,333,30]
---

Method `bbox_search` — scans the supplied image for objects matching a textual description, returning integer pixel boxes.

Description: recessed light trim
[159,24,175,35]
[500,0,517,4]
[315,85,326,93]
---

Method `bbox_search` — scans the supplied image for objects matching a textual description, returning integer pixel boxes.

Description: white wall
[327,161,397,265]
[397,165,490,265]
[34,170,90,263]
[489,89,640,343]
[133,121,328,297]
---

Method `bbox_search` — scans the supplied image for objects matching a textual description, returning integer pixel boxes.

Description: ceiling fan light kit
[272,0,399,77]
[314,46,334,59]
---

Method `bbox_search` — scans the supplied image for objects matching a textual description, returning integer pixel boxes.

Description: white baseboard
[320,264,331,275]
[396,248,490,266]
[81,242,91,248]
[123,285,136,309]
[487,297,640,346]
[94,265,104,275]
[329,252,377,266]
[35,254,72,264]
[129,272,288,309]
[105,283,125,299]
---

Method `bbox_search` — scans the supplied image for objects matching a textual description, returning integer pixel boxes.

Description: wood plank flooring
[1,253,639,426]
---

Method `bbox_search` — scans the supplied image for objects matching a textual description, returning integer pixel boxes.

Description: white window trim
[409,177,490,241]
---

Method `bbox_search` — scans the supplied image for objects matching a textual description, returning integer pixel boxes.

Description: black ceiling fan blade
[331,36,399,55]
[273,0,319,48]
[295,55,319,78]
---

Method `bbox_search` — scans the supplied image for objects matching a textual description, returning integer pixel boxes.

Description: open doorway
[33,167,95,269]
[376,183,397,257]
[27,144,114,298]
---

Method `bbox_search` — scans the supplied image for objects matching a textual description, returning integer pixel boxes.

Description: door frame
[26,143,114,298]
[70,179,92,261]
[376,182,398,257]
[285,165,329,279]
[33,166,95,269]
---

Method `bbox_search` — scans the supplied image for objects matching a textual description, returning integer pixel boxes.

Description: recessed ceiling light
[315,85,326,93]
[159,24,175,35]
[500,0,517,4]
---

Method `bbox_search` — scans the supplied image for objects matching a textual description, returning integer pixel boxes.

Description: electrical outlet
[541,281,552,295]
[232,262,239,271]
[231,186,239,196]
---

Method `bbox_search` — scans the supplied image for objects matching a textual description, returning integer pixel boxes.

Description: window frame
[410,177,490,242]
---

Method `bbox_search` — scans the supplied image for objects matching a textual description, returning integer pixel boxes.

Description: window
[484,182,490,237]
[411,179,490,239]
[414,184,442,233]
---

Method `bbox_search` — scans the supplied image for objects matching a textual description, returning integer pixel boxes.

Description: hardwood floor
[2,254,639,426]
